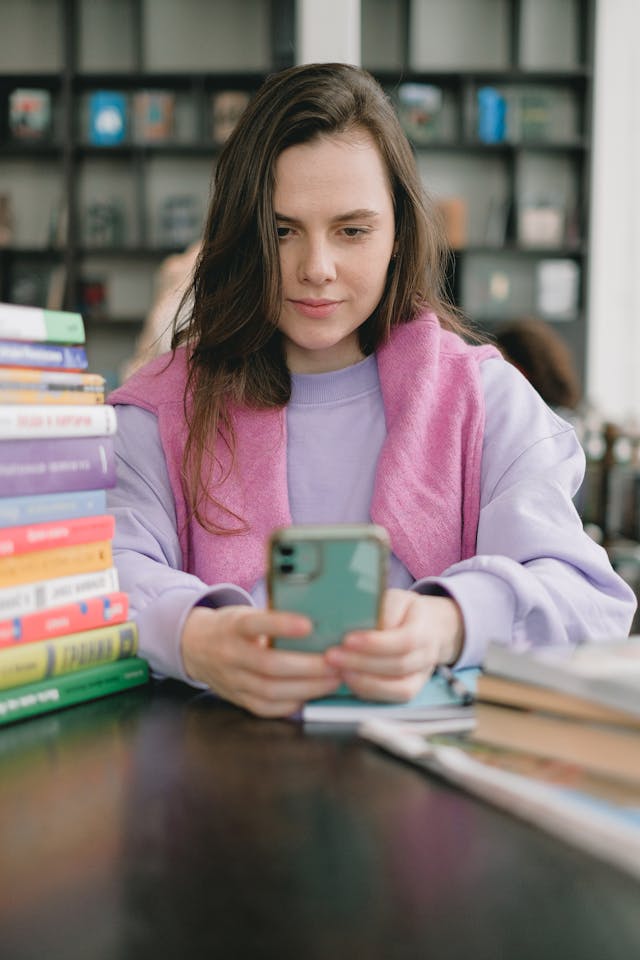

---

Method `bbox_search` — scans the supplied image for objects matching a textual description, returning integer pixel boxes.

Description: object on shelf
[159,195,201,247]
[78,277,108,321]
[396,83,443,144]
[477,86,507,143]
[436,197,467,249]
[0,195,13,247]
[83,201,125,247]
[536,259,580,319]
[518,88,555,141]
[8,88,52,140]
[132,91,175,143]
[484,197,510,245]
[211,90,251,146]
[88,91,127,146]
[518,203,565,247]
[9,266,48,308]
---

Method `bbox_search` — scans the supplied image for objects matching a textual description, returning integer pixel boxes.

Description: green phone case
[268,523,389,654]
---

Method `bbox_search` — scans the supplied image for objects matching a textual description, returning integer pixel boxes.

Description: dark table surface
[1,679,639,960]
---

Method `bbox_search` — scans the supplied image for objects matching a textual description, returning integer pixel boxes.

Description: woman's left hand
[323,588,464,702]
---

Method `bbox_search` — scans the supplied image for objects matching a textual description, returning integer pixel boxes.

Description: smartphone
[267,523,390,654]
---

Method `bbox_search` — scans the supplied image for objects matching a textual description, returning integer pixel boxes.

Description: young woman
[108,63,636,717]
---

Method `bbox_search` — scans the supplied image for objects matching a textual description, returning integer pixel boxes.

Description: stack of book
[0,302,149,726]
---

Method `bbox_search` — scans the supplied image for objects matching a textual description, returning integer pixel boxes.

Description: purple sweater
[108,343,636,685]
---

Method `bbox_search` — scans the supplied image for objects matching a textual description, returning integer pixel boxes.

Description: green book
[0,656,150,726]
[0,303,86,345]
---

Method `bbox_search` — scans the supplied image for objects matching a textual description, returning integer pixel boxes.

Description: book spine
[0,304,85,344]
[0,368,104,388]
[0,656,149,725]
[0,539,112,588]
[0,340,88,370]
[0,489,107,528]
[0,435,116,496]
[0,389,105,405]
[0,620,138,691]
[0,591,128,646]
[0,566,119,619]
[0,404,116,438]
[0,513,115,557]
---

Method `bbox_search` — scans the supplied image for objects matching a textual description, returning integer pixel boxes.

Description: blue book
[0,489,108,527]
[89,91,127,146]
[0,340,88,370]
[301,668,478,725]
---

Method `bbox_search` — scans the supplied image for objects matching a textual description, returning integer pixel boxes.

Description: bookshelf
[0,0,295,387]
[362,0,595,378]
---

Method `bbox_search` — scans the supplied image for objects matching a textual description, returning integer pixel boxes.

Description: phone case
[267,523,389,654]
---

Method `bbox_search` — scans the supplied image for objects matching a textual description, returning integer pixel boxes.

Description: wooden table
[1,679,639,960]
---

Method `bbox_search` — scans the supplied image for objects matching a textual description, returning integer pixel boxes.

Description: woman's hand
[181,605,343,718]
[323,588,464,702]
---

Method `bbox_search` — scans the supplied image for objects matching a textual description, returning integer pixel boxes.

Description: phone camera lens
[279,562,295,574]
[279,545,295,556]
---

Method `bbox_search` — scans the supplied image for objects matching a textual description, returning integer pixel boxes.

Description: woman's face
[273,129,396,373]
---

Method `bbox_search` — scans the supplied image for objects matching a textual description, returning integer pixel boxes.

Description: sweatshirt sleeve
[413,357,637,667]
[107,405,254,684]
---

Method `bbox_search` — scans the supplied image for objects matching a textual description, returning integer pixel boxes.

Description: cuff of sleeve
[412,571,517,669]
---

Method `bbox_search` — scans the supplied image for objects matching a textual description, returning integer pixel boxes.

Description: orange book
[0,513,114,558]
[0,540,112,588]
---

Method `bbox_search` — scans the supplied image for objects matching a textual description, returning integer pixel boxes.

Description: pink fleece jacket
[109,312,499,589]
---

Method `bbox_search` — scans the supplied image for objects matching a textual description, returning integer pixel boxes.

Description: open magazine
[359,717,640,882]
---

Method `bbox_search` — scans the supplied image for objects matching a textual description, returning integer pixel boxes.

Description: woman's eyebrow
[274,209,381,224]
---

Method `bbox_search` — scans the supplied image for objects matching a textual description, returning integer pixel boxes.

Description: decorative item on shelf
[159,195,201,247]
[88,91,127,146]
[0,195,14,247]
[435,197,467,250]
[9,266,48,308]
[477,86,507,144]
[536,259,580,320]
[132,91,175,144]
[518,201,565,248]
[77,277,108,321]
[396,83,443,145]
[211,90,251,146]
[518,88,554,142]
[8,88,52,141]
[84,200,125,247]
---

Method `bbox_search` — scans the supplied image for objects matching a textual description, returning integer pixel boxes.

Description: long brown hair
[173,62,471,532]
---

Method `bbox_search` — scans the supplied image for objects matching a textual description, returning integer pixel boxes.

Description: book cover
[0,566,119,620]
[0,368,104,391]
[358,718,640,882]
[0,591,128,647]
[0,656,149,727]
[0,514,115,558]
[0,620,138,691]
[301,667,478,725]
[0,539,112,588]
[8,88,52,141]
[0,388,105,406]
[0,435,116,496]
[0,489,107,529]
[88,91,127,146]
[0,304,85,345]
[132,90,175,143]
[0,404,116,439]
[483,637,640,719]
[0,340,89,371]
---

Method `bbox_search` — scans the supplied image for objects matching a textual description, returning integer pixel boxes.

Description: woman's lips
[289,299,341,319]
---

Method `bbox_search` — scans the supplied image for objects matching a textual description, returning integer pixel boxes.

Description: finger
[325,644,433,677]
[238,673,344,710]
[343,671,430,703]
[250,642,342,680]
[341,627,417,657]
[236,609,312,639]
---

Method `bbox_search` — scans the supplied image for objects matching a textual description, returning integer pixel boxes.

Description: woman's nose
[297,237,337,284]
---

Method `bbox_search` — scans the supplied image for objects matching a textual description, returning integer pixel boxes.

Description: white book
[0,567,120,619]
[0,303,85,345]
[0,404,117,439]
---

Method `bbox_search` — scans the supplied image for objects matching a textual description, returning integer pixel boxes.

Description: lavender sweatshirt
[108,353,636,685]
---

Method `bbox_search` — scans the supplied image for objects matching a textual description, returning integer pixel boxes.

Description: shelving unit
[362,0,595,378]
[0,0,294,386]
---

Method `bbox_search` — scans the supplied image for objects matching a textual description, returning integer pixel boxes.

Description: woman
[108,63,635,717]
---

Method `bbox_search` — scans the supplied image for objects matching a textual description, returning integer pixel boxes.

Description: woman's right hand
[181,605,343,718]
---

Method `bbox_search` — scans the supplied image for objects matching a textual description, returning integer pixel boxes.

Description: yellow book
[0,540,112,587]
[0,620,138,691]
[0,389,105,405]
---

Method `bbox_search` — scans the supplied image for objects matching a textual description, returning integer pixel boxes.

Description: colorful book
[0,367,104,391]
[0,303,85,345]
[0,566,119,620]
[0,539,112,588]
[301,668,478,725]
[0,404,117,439]
[0,340,88,371]
[0,388,105,406]
[0,435,116,496]
[0,656,149,727]
[0,489,107,528]
[0,619,137,691]
[0,514,115,558]
[0,591,128,647]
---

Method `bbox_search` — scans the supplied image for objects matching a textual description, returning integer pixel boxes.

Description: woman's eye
[276,226,292,239]
[343,227,366,238]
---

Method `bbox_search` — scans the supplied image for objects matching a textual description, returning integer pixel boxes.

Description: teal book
[0,656,150,726]
[301,667,478,725]
[0,303,85,345]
